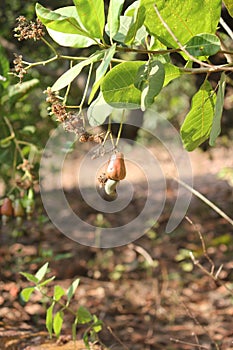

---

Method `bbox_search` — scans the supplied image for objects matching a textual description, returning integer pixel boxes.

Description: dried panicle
[13,54,27,82]
[17,159,33,172]
[14,16,44,41]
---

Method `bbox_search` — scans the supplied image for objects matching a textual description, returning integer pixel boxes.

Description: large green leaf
[185,33,220,57]
[163,63,182,86]
[224,0,233,17]
[36,3,93,38]
[52,52,103,91]
[135,60,165,111]
[209,73,226,146]
[101,61,145,109]
[88,44,116,103]
[107,0,124,40]
[124,5,146,45]
[181,81,216,151]
[141,0,221,47]
[87,92,113,126]
[47,7,97,48]
[73,0,105,39]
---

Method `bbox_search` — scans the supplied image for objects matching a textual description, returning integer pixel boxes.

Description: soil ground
[0,142,233,350]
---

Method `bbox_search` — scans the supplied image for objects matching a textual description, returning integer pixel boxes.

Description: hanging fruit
[98,179,118,201]
[14,199,25,226]
[106,152,126,181]
[1,198,13,225]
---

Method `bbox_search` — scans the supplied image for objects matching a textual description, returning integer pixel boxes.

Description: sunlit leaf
[35,262,49,282]
[181,80,216,151]
[36,3,92,38]
[185,33,220,57]
[141,0,221,47]
[209,73,226,146]
[66,278,80,303]
[163,63,182,86]
[224,0,233,17]
[107,0,124,40]
[124,5,146,45]
[101,61,145,109]
[88,44,116,104]
[46,304,54,338]
[47,7,97,48]
[53,310,63,337]
[20,272,38,283]
[52,52,103,91]
[54,285,65,302]
[87,92,113,126]
[73,0,105,39]
[20,287,35,302]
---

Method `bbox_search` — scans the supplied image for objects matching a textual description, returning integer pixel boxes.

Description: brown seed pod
[106,152,126,181]
[1,198,13,225]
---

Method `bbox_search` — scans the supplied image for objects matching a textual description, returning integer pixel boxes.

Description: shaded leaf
[76,306,92,324]
[209,73,226,146]
[52,52,103,91]
[87,92,113,126]
[8,79,39,104]
[47,7,97,48]
[0,46,9,89]
[101,61,145,109]
[141,0,221,47]
[53,310,63,337]
[135,60,165,111]
[107,0,124,40]
[224,0,233,17]
[185,33,220,57]
[35,262,49,282]
[181,80,216,151]
[67,278,80,303]
[20,287,35,302]
[73,0,105,39]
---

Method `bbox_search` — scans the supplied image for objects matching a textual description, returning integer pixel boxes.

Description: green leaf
[92,315,102,333]
[87,92,113,126]
[141,0,221,47]
[135,60,165,111]
[36,3,93,38]
[209,73,226,146]
[124,1,140,16]
[38,276,56,287]
[46,303,54,338]
[53,311,64,337]
[54,285,65,302]
[163,63,182,86]
[0,46,9,88]
[101,61,145,109]
[224,0,233,17]
[35,262,49,282]
[107,15,147,45]
[66,278,80,303]
[52,52,103,91]
[20,272,39,284]
[73,0,105,39]
[107,0,124,40]
[8,79,39,104]
[181,80,216,151]
[76,306,92,324]
[124,5,146,45]
[46,7,97,48]
[88,44,116,104]
[20,287,35,302]
[185,33,220,57]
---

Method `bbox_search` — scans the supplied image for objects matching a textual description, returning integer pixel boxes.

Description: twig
[107,326,130,350]
[153,4,214,69]
[173,177,233,226]
[129,243,154,266]
[170,337,209,349]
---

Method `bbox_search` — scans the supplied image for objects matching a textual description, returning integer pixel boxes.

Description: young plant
[20,262,102,349]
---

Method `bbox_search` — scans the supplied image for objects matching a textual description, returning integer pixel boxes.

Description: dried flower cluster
[13,54,27,82]
[44,87,104,144]
[14,16,44,41]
